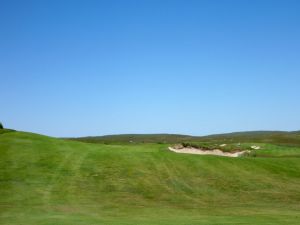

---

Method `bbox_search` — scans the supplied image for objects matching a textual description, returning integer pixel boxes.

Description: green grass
[0,128,15,135]
[1,131,300,224]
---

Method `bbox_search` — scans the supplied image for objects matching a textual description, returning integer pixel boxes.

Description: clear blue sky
[1,0,300,137]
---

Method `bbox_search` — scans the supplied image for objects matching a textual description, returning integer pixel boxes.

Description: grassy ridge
[202,131,300,146]
[70,133,193,144]
[1,131,300,224]
[0,128,15,135]
[71,130,300,146]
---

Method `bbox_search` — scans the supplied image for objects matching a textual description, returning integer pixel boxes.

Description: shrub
[242,151,257,157]
[0,122,3,129]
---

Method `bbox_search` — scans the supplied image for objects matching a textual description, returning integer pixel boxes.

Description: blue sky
[1,0,300,137]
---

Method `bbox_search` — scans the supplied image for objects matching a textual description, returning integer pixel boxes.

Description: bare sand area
[168,146,250,157]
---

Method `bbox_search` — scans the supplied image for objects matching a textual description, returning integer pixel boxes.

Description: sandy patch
[168,147,250,157]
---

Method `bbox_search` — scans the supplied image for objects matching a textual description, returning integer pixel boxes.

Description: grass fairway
[1,131,300,224]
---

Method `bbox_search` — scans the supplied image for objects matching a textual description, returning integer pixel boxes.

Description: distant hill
[69,133,194,144]
[70,130,300,146]
[201,130,300,146]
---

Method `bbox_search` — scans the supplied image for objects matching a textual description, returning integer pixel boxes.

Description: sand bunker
[168,147,250,157]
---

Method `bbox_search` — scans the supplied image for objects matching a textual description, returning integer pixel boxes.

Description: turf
[1,131,300,224]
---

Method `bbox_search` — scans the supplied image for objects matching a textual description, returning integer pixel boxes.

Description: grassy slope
[0,128,15,135]
[1,132,300,225]
[71,131,300,146]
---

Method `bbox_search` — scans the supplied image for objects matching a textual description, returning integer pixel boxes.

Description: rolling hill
[1,130,300,224]
[71,130,300,146]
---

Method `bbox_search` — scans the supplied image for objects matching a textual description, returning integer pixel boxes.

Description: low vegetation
[180,142,251,152]
[0,128,15,135]
[71,130,300,147]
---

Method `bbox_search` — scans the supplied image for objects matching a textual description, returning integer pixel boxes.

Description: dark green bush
[0,122,3,129]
